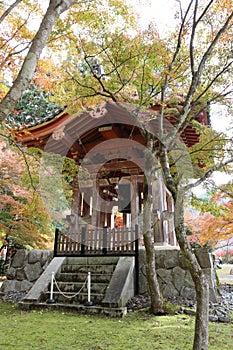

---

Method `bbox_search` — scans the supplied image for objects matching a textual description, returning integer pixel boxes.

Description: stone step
[61,264,116,274]
[54,281,108,294]
[19,301,127,318]
[42,291,105,305]
[43,257,119,307]
[57,272,112,283]
[65,257,119,265]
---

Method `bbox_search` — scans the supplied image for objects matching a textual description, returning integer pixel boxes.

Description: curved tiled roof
[15,101,209,160]
[5,87,65,130]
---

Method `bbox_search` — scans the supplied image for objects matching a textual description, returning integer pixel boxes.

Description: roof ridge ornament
[52,125,65,140]
[89,102,107,119]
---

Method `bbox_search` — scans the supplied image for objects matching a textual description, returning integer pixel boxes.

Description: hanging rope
[53,274,88,299]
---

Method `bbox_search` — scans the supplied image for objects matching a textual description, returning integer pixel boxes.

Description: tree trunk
[143,137,164,314]
[0,0,77,122]
[193,273,209,350]
[174,195,209,350]
[143,229,164,314]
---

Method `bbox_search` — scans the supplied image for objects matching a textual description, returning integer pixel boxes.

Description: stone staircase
[41,257,118,306]
[19,255,136,317]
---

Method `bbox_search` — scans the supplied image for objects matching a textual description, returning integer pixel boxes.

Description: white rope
[53,274,88,299]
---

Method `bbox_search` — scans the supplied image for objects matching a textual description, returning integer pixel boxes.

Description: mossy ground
[0,302,232,350]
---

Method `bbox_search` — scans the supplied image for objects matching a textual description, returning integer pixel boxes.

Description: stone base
[1,247,218,306]
[0,249,53,295]
[138,248,218,302]
[18,301,127,318]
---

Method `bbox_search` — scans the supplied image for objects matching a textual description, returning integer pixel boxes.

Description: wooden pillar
[131,175,139,228]
[101,199,113,228]
[91,176,100,228]
[67,185,80,237]
[165,194,177,246]
[152,176,168,245]
[123,213,127,226]
[107,212,111,227]
[167,215,176,245]
[71,186,80,215]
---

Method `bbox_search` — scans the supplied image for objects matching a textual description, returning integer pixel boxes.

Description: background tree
[0,0,37,89]
[0,139,53,248]
[0,134,81,248]
[185,183,233,250]
[0,0,133,120]
[0,0,78,121]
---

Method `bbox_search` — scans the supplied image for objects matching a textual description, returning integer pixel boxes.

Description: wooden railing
[54,225,139,257]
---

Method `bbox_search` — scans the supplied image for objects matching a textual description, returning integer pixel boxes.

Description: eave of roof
[14,102,209,159]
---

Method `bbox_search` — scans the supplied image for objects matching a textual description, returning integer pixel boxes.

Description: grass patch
[216,264,232,277]
[216,264,233,284]
[0,302,232,350]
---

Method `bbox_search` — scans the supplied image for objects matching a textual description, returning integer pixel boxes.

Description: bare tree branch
[0,0,22,25]
[184,157,233,191]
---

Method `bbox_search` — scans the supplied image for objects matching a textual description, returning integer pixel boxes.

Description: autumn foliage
[185,188,233,249]
[0,140,53,248]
